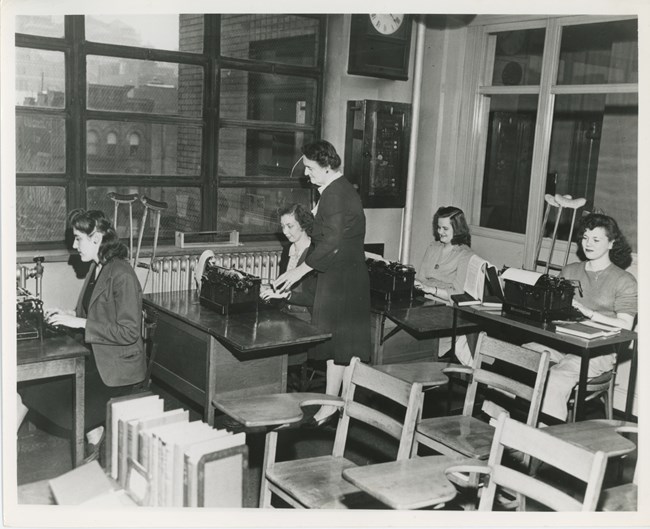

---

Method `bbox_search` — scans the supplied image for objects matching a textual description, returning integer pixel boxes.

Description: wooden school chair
[445,413,608,511]
[598,425,638,511]
[412,332,550,462]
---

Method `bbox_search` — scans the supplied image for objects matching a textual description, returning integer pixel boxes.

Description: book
[183,432,246,507]
[450,292,481,306]
[49,461,114,505]
[555,321,621,339]
[452,257,504,308]
[132,408,189,466]
[106,393,162,482]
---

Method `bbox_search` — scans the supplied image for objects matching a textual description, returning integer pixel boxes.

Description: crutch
[107,192,139,266]
[534,193,586,274]
[134,195,168,290]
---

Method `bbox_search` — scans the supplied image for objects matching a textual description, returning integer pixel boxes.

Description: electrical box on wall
[344,99,411,208]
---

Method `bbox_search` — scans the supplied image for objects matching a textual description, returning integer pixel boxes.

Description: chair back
[462,332,550,427]
[332,358,423,460]
[479,414,608,511]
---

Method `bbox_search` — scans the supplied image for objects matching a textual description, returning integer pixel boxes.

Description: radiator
[149,250,282,294]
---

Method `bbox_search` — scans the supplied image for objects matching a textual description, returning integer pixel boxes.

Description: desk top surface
[17,334,90,365]
[144,290,331,352]
[457,305,637,350]
[386,303,479,335]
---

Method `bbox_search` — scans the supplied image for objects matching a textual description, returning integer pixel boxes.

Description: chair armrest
[299,396,345,410]
[442,366,473,377]
[444,463,490,479]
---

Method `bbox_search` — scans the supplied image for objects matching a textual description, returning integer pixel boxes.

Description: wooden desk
[541,419,637,458]
[453,306,638,421]
[17,335,89,467]
[143,290,331,425]
[342,455,477,509]
[371,296,479,365]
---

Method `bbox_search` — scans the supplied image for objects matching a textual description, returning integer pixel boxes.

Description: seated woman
[20,209,146,461]
[414,206,476,365]
[530,213,637,422]
[260,203,317,319]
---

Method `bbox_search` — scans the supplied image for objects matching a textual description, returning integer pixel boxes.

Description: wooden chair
[412,332,550,461]
[598,425,638,511]
[445,413,608,511]
[567,370,615,422]
[262,357,423,508]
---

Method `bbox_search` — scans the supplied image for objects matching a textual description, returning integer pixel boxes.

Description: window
[15,14,324,248]
[472,17,638,262]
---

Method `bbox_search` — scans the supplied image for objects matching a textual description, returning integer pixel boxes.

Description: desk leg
[206,338,218,426]
[73,357,85,467]
[575,352,590,421]
[625,341,637,420]
[450,308,458,357]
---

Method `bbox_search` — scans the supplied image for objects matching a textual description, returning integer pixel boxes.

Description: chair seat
[417,416,494,459]
[266,456,366,509]
[599,483,637,511]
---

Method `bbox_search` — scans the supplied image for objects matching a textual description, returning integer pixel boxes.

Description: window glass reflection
[17,186,67,242]
[491,28,545,86]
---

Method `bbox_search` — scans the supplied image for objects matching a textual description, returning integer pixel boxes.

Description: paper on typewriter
[500,267,543,286]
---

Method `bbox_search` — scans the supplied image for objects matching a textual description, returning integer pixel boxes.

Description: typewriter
[199,262,261,315]
[17,286,67,340]
[502,270,580,323]
[366,258,416,303]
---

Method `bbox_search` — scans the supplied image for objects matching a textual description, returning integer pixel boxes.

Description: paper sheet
[501,267,543,286]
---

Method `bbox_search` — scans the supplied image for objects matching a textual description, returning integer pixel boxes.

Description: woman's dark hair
[278,203,314,235]
[576,213,632,269]
[433,206,471,247]
[68,209,128,264]
[301,140,342,170]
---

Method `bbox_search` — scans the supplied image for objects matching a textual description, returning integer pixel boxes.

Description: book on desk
[50,393,247,508]
[451,256,504,309]
[554,320,622,339]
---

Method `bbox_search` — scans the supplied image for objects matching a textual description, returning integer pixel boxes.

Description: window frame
[15,14,326,250]
[463,15,638,268]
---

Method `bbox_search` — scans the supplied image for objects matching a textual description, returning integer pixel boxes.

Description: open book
[451,256,504,308]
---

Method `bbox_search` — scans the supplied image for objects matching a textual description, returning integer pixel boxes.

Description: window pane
[218,187,312,234]
[87,120,201,175]
[16,48,65,108]
[16,115,65,172]
[480,95,538,234]
[87,56,203,117]
[558,20,638,85]
[85,14,203,53]
[17,186,67,242]
[546,93,637,251]
[220,70,316,125]
[218,128,313,178]
[491,28,545,86]
[16,15,64,38]
[221,15,319,67]
[87,186,201,239]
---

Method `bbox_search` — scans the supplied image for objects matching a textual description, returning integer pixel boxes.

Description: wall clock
[348,14,412,81]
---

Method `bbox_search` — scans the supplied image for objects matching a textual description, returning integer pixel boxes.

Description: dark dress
[305,176,371,365]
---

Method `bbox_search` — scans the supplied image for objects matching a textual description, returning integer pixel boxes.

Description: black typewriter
[17,286,67,340]
[199,263,261,315]
[366,258,416,303]
[502,273,581,323]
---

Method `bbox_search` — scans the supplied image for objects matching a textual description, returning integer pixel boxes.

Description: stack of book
[554,320,622,339]
[106,393,247,507]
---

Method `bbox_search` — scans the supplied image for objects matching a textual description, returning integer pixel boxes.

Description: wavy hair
[301,140,342,170]
[68,209,128,264]
[575,213,632,269]
[433,206,471,247]
[278,203,314,235]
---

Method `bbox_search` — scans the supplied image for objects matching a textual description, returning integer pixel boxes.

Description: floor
[16,366,637,510]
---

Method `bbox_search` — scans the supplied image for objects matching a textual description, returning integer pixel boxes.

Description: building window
[128,132,140,155]
[15,14,324,247]
[472,17,638,261]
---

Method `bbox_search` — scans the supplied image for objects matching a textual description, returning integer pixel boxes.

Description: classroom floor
[16,367,637,510]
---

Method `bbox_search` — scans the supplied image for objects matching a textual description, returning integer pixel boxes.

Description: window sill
[17,240,284,264]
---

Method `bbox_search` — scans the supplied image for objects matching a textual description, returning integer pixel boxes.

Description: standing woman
[274,140,371,424]
[22,209,146,460]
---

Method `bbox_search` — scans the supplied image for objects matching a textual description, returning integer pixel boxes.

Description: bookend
[196,444,249,508]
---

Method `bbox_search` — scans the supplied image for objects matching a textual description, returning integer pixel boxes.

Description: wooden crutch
[107,192,139,266]
[135,195,168,290]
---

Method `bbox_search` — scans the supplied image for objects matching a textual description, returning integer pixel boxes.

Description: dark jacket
[278,243,317,309]
[305,176,371,364]
[76,258,146,386]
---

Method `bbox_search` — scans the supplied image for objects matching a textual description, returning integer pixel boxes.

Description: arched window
[106,131,117,156]
[87,130,98,155]
[128,132,140,155]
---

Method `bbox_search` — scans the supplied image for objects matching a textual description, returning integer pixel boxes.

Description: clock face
[369,13,404,35]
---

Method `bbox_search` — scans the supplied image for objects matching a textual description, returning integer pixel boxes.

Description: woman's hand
[44,307,74,319]
[273,262,312,293]
[572,299,594,319]
[47,312,86,329]
[260,289,289,301]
